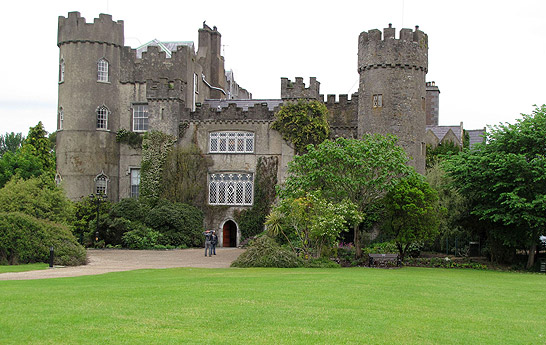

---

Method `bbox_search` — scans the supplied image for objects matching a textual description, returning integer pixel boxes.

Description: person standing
[211,230,218,255]
[203,230,213,257]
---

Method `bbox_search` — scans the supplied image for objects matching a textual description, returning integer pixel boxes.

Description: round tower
[56,12,124,200]
[357,24,428,173]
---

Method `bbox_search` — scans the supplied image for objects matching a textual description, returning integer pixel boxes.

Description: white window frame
[130,168,140,198]
[59,107,64,130]
[209,131,254,153]
[132,104,149,132]
[96,105,109,130]
[97,58,109,82]
[94,171,109,195]
[59,59,65,83]
[208,173,253,206]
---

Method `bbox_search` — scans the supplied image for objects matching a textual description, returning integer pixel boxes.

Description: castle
[56,12,482,247]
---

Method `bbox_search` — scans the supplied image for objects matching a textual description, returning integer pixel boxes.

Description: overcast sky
[1,0,545,136]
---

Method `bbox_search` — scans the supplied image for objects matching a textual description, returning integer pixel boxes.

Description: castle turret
[357,24,428,173]
[56,12,124,200]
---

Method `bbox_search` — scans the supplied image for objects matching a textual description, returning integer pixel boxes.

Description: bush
[122,222,163,249]
[144,199,203,247]
[362,241,398,255]
[231,236,303,268]
[0,212,86,266]
[404,257,487,270]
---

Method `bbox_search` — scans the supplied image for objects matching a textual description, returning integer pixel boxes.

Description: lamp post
[89,193,106,246]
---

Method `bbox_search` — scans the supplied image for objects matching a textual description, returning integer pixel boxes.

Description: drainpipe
[201,74,227,96]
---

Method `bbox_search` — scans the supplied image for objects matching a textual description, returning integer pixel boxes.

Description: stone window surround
[373,94,383,108]
[97,57,109,83]
[59,58,65,83]
[130,168,140,198]
[96,105,109,130]
[209,131,255,154]
[94,171,109,195]
[208,172,254,206]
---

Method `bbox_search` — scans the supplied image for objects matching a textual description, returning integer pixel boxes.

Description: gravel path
[0,248,245,281]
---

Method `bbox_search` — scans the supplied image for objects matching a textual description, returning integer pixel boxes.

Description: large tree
[0,132,24,157]
[444,105,546,268]
[279,135,411,257]
[382,173,441,261]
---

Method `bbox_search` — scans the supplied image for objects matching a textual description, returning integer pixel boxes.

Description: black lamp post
[89,193,106,246]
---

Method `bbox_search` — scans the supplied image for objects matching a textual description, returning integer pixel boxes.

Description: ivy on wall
[271,100,330,154]
[116,129,143,149]
[235,156,279,240]
[140,131,176,200]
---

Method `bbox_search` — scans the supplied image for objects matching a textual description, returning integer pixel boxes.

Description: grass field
[0,267,545,344]
[0,263,48,273]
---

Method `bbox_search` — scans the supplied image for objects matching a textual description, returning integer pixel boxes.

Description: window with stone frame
[96,105,109,130]
[59,59,65,83]
[94,172,109,195]
[130,168,140,198]
[373,94,383,108]
[209,131,254,153]
[97,58,109,82]
[132,104,149,132]
[208,173,253,206]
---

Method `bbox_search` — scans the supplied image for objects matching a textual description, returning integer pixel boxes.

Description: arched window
[97,58,109,82]
[58,107,64,130]
[96,105,109,130]
[208,173,253,206]
[94,171,109,195]
[59,59,65,83]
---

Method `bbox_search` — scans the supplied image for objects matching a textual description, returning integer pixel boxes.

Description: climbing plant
[116,128,143,149]
[235,156,278,240]
[140,131,176,200]
[272,100,330,154]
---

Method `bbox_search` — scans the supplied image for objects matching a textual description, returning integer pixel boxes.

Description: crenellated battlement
[186,101,278,122]
[58,12,124,47]
[281,77,321,100]
[358,24,428,73]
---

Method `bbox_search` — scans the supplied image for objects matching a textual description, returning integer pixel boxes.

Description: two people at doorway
[203,230,218,257]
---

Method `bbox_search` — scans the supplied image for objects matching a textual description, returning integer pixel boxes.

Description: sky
[1,0,545,136]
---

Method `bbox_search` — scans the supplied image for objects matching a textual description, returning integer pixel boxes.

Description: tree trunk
[526,243,537,269]
[354,223,362,258]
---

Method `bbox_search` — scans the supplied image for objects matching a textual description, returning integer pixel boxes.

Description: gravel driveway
[0,248,245,281]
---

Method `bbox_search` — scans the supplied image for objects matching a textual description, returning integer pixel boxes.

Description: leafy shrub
[116,128,143,149]
[122,222,163,249]
[109,198,149,223]
[0,212,86,266]
[144,199,203,247]
[231,236,303,268]
[303,257,340,268]
[362,241,398,255]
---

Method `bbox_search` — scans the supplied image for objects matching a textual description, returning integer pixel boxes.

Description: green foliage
[361,241,398,255]
[425,141,461,170]
[236,156,278,240]
[0,132,24,157]
[160,144,211,207]
[0,176,74,225]
[302,257,340,268]
[230,236,303,268]
[72,195,112,247]
[382,173,441,261]
[140,131,176,199]
[280,135,411,257]
[404,257,487,270]
[267,191,362,258]
[116,128,143,149]
[444,105,546,267]
[272,100,330,154]
[143,199,203,248]
[0,212,86,266]
[122,223,163,249]
[24,122,55,175]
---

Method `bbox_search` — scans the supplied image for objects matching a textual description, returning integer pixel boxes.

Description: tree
[425,141,461,170]
[0,132,24,157]
[23,122,55,175]
[266,191,362,258]
[271,100,330,154]
[279,135,412,257]
[444,105,546,268]
[382,173,441,261]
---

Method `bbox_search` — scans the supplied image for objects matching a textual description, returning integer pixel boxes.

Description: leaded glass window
[94,172,109,195]
[208,173,253,206]
[96,105,109,130]
[209,132,254,153]
[97,58,109,82]
[130,168,140,198]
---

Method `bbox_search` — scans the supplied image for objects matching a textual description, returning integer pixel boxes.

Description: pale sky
[1,0,545,136]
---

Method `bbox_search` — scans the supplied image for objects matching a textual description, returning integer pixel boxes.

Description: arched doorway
[222,220,238,247]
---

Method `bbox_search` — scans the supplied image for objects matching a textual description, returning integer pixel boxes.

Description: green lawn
[0,267,544,344]
[0,263,48,273]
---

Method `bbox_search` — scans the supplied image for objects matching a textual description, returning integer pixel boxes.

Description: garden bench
[368,253,401,268]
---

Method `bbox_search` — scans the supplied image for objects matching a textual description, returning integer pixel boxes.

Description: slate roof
[466,129,486,147]
[204,99,283,112]
[136,39,194,58]
[426,125,462,142]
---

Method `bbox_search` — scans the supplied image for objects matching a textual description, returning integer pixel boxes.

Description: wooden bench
[368,253,401,268]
